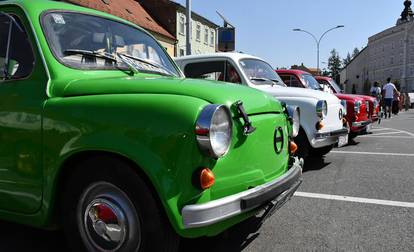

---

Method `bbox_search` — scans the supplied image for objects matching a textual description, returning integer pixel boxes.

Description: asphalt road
[1,109,413,252]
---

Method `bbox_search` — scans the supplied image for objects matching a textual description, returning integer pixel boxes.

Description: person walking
[370,81,382,101]
[382,78,399,118]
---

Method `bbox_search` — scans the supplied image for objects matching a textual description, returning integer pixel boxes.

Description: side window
[225,62,241,84]
[0,13,34,81]
[280,75,291,86]
[184,60,227,81]
[290,75,303,88]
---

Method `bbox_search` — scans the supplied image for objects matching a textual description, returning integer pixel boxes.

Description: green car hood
[61,76,283,114]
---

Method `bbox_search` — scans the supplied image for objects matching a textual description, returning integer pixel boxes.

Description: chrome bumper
[315,127,348,140]
[181,158,303,229]
[352,119,371,127]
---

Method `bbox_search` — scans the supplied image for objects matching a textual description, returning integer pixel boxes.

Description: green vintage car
[0,0,302,251]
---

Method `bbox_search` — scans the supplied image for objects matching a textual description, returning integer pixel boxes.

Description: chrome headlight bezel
[287,105,300,138]
[195,104,233,158]
[354,100,361,114]
[340,100,347,116]
[316,100,328,119]
[365,100,370,113]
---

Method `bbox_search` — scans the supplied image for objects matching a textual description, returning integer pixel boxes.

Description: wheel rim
[77,182,141,252]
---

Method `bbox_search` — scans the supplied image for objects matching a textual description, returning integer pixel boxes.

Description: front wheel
[62,156,179,252]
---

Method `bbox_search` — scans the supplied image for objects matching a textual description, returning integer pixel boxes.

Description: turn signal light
[289,141,298,154]
[200,168,215,190]
[316,121,324,131]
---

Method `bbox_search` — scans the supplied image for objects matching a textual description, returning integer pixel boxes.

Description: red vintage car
[314,76,380,124]
[276,70,371,139]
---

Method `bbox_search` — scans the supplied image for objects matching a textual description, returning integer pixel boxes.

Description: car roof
[275,69,311,75]
[314,76,332,81]
[175,52,263,62]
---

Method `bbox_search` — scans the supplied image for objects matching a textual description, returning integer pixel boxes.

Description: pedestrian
[370,81,382,101]
[382,77,400,118]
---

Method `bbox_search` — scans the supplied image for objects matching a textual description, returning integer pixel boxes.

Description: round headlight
[287,106,300,138]
[340,100,347,116]
[316,100,328,118]
[195,104,232,158]
[354,101,361,114]
[365,101,370,113]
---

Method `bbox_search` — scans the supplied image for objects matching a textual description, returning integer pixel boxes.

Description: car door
[0,9,48,213]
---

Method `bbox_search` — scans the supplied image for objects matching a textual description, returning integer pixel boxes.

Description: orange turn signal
[316,121,324,131]
[200,168,215,190]
[289,141,298,154]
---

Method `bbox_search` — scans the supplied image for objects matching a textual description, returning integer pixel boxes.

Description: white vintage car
[175,53,348,159]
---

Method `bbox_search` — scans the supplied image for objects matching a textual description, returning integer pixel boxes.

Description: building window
[390,57,394,65]
[179,49,185,56]
[210,30,214,46]
[179,16,185,35]
[204,27,209,44]
[196,24,201,41]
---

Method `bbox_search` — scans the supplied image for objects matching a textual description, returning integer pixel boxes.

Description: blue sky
[174,0,403,69]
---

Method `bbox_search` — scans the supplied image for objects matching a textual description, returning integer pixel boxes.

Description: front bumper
[181,158,303,229]
[314,127,348,140]
[352,119,372,127]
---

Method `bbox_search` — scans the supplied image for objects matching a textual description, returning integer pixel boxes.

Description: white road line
[294,192,414,208]
[330,150,414,157]
[370,128,394,132]
[358,135,413,139]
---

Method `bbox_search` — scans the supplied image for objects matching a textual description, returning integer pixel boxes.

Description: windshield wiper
[116,52,176,76]
[250,77,280,86]
[64,49,118,62]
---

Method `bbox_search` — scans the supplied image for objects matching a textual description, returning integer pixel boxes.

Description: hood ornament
[234,101,256,135]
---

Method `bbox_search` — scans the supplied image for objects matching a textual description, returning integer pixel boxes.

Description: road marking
[294,192,414,208]
[358,135,413,139]
[331,150,414,157]
[369,131,404,136]
[370,128,393,132]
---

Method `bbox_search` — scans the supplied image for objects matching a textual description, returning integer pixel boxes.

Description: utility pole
[186,0,192,55]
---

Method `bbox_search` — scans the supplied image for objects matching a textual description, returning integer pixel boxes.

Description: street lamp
[293,25,344,75]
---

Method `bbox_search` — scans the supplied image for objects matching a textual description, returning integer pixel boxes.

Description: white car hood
[254,85,340,104]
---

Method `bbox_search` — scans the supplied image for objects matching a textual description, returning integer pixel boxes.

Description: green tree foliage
[352,47,360,58]
[343,52,352,66]
[328,49,342,81]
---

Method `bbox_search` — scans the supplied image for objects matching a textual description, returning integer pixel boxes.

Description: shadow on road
[303,157,331,172]
[180,215,264,252]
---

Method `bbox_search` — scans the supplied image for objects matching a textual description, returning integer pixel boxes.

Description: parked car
[314,76,379,125]
[277,70,371,139]
[0,1,303,251]
[175,53,348,159]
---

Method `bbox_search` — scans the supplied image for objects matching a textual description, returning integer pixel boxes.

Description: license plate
[338,134,348,147]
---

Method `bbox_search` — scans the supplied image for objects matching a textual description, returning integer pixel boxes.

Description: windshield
[41,12,180,76]
[328,79,342,93]
[301,74,322,90]
[239,59,285,86]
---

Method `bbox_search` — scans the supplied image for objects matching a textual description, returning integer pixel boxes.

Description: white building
[341,0,414,93]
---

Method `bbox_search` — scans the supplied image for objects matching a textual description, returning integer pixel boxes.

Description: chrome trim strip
[181,158,303,228]
[314,127,348,139]
[352,120,372,127]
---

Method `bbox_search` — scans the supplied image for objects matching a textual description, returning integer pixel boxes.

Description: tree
[343,52,352,66]
[327,49,342,81]
[352,47,360,58]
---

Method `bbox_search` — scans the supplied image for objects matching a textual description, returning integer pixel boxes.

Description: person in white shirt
[382,77,399,118]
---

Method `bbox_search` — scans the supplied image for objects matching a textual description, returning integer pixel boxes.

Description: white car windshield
[239,59,286,86]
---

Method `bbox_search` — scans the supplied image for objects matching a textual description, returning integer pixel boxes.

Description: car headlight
[365,101,370,113]
[373,99,378,109]
[195,104,232,158]
[354,101,361,114]
[340,100,347,116]
[287,106,300,138]
[316,100,328,118]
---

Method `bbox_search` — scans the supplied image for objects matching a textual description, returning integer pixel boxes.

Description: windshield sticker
[52,14,66,24]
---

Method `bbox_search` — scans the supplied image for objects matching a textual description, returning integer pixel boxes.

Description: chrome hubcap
[78,182,141,252]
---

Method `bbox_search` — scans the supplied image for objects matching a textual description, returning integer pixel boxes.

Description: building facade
[138,0,219,57]
[341,0,414,93]
[63,0,177,56]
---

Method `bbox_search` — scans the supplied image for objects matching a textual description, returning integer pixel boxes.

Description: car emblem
[339,109,343,120]
[274,127,284,154]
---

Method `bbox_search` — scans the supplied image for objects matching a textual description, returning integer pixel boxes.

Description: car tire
[62,156,179,252]
[310,144,333,157]
[294,128,311,160]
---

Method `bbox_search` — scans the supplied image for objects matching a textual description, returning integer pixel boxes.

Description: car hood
[61,76,283,114]
[335,93,365,102]
[253,85,340,104]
